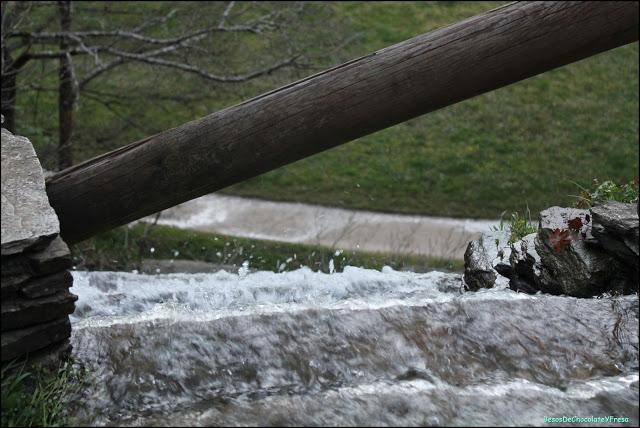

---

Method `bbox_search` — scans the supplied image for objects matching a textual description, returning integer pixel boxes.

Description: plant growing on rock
[507,210,538,245]
[490,208,538,246]
[572,178,639,208]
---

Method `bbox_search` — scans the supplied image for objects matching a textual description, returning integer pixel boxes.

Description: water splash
[238,261,250,279]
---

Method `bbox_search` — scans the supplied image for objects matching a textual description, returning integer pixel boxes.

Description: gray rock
[1,255,33,298]
[1,273,31,298]
[464,240,496,291]
[19,270,73,299]
[535,207,619,297]
[590,201,639,270]
[483,228,513,276]
[2,237,73,299]
[1,317,71,362]
[506,233,548,294]
[1,290,77,331]
[538,206,593,238]
[1,253,34,278]
[463,228,513,291]
[27,236,72,275]
[1,128,60,256]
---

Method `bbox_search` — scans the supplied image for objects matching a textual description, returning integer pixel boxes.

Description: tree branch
[83,91,151,134]
[218,1,235,28]
[96,47,301,83]
[78,57,125,89]
[132,8,178,33]
[8,22,262,45]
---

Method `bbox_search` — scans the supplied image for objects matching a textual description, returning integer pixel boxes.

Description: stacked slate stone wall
[1,127,77,362]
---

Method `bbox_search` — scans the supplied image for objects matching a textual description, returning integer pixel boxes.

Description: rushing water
[67,268,639,426]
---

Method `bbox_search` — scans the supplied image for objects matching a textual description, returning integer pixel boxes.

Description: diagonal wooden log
[46,1,639,244]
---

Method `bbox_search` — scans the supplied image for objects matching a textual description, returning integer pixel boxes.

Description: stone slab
[1,237,72,295]
[27,236,72,275]
[591,201,639,268]
[1,128,59,256]
[1,275,30,299]
[1,317,71,362]
[1,253,34,278]
[1,289,77,331]
[19,270,73,299]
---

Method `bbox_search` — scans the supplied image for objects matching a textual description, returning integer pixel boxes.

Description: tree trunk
[1,47,26,133]
[0,69,17,133]
[46,1,639,244]
[57,1,75,170]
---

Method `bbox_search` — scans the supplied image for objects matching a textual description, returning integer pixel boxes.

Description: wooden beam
[46,1,639,244]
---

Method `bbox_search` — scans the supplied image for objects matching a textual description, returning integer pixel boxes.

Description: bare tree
[1,1,318,169]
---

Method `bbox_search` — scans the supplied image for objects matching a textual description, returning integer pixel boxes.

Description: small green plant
[490,208,537,246]
[1,359,84,427]
[571,178,639,208]
[507,210,538,245]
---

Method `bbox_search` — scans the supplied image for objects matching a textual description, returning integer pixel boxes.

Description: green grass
[72,223,463,273]
[223,3,639,219]
[490,208,538,246]
[1,360,83,427]
[507,210,538,244]
[16,2,640,220]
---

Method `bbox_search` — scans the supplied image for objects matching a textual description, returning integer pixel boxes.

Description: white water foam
[70,267,533,328]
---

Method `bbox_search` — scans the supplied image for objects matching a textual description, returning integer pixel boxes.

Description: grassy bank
[226,4,639,219]
[72,223,464,274]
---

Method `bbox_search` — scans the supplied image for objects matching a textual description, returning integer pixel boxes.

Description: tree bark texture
[57,1,75,170]
[46,1,639,244]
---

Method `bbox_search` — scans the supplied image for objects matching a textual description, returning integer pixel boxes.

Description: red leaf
[549,228,571,252]
[567,217,583,231]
